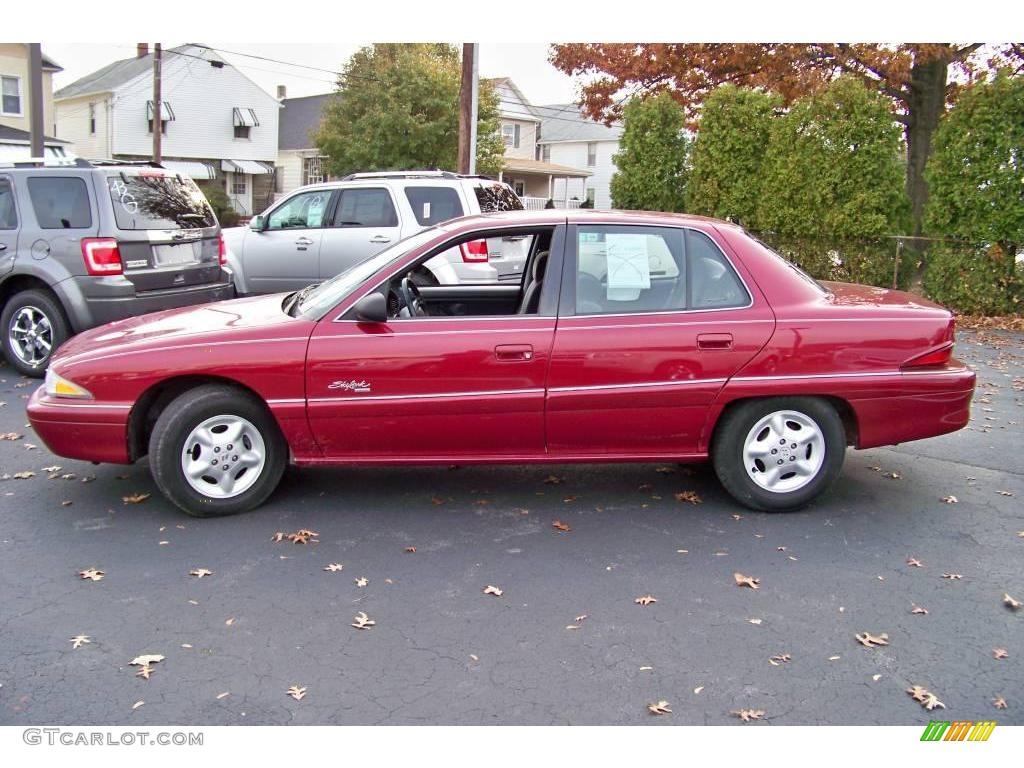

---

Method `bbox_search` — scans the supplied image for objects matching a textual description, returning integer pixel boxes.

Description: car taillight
[81,237,123,276]
[901,343,953,370]
[218,234,227,265]
[459,239,489,263]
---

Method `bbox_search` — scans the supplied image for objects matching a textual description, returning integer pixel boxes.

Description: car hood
[54,293,312,367]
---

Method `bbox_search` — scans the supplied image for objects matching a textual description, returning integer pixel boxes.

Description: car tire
[712,397,846,512]
[148,384,287,518]
[1,289,70,377]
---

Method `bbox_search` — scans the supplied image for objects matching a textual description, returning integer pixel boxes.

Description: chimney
[276,85,287,100]
[136,43,149,58]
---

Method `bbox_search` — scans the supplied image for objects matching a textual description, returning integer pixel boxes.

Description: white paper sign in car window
[605,233,651,301]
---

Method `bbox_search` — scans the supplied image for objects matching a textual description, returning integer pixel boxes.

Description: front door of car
[305,226,565,460]
[318,187,403,281]
[244,189,335,294]
[545,223,775,457]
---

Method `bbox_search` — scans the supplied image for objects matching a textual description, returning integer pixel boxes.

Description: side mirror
[249,214,265,231]
[353,292,387,323]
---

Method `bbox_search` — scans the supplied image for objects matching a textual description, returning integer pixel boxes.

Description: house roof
[0,124,68,145]
[41,52,62,72]
[535,103,623,144]
[484,77,540,121]
[54,44,224,100]
[279,93,337,150]
[502,157,590,178]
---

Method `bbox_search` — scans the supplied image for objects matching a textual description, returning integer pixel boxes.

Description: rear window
[27,177,92,229]
[473,183,523,213]
[107,173,217,230]
[404,186,464,225]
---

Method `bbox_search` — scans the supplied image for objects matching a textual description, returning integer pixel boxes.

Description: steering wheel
[400,276,428,317]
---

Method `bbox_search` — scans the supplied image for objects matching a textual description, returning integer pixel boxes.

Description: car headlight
[45,368,93,399]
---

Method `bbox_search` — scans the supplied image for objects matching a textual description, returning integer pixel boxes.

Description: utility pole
[152,43,162,164]
[457,43,479,175]
[28,44,44,159]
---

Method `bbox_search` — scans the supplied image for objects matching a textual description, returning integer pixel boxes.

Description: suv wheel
[148,384,287,517]
[1,289,70,377]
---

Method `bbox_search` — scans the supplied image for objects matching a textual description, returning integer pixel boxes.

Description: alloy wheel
[742,410,826,493]
[180,415,267,499]
[8,305,53,367]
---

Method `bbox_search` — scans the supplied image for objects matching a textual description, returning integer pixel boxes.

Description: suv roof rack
[340,170,459,181]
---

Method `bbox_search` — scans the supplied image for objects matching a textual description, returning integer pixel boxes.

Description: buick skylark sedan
[28,210,975,517]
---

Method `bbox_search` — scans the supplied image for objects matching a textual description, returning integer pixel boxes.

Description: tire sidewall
[1,289,69,377]
[713,397,846,512]
[149,386,286,517]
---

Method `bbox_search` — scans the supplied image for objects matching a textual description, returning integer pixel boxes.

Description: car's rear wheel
[712,397,846,512]
[1,289,70,377]
[148,384,287,517]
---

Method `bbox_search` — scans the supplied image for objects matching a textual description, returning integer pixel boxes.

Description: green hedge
[923,243,1023,315]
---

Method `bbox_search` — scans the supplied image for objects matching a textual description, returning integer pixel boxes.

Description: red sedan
[28,210,975,517]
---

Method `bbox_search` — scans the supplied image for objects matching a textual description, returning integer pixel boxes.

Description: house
[276,88,338,199]
[488,77,592,209]
[54,43,280,216]
[534,103,623,210]
[0,44,72,161]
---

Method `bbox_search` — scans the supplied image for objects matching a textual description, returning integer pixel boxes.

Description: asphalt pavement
[1,329,1021,726]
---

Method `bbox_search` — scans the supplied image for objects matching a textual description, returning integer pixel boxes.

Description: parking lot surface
[1,329,1021,725]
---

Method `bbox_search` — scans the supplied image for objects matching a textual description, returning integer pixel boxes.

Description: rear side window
[27,177,92,229]
[687,230,750,309]
[106,173,216,230]
[404,186,464,225]
[0,179,16,229]
[473,183,523,212]
[333,188,398,227]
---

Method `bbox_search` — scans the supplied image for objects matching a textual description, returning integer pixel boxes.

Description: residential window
[512,180,525,197]
[274,166,284,194]
[302,156,326,186]
[233,125,251,140]
[501,123,520,149]
[404,186,464,226]
[332,188,398,228]
[27,177,92,230]
[147,119,168,136]
[230,175,247,196]
[1,75,22,115]
[88,103,96,135]
[541,144,551,162]
[587,142,597,167]
[586,187,596,203]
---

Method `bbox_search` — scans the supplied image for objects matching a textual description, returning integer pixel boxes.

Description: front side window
[0,179,17,229]
[332,188,398,228]
[267,190,330,230]
[1,75,21,115]
[27,177,92,230]
[404,186,463,226]
[107,172,216,230]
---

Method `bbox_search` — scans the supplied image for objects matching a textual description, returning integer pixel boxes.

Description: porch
[498,157,591,210]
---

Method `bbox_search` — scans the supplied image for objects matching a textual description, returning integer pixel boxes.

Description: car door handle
[369,235,392,244]
[0,243,6,252]
[697,333,733,350]
[495,344,534,361]
[294,237,314,246]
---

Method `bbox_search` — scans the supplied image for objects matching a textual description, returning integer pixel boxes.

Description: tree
[550,43,1024,247]
[609,93,688,211]
[316,44,504,177]
[686,85,780,228]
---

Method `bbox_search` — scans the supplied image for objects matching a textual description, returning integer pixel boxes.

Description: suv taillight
[81,237,123,276]
[901,343,953,370]
[218,234,227,266]
[460,239,489,263]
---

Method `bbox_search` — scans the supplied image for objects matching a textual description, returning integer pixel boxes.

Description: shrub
[923,242,1023,315]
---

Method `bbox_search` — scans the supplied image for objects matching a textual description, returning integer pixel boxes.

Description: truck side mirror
[249,214,265,231]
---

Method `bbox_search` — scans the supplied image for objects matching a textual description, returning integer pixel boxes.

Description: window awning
[232,108,259,127]
[160,160,217,180]
[146,101,176,120]
[221,159,272,175]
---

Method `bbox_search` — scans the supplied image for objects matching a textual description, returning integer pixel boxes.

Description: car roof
[439,208,739,231]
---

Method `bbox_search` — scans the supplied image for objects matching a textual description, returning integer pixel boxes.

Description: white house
[55,44,281,217]
[534,103,623,210]
[0,44,72,161]
[275,89,338,199]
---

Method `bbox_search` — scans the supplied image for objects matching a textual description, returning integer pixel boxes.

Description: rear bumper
[26,387,132,464]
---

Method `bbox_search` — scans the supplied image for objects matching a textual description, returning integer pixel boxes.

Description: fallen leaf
[828,655,841,661]
[189,568,213,579]
[907,685,945,710]
[79,567,105,582]
[351,611,375,629]
[483,585,503,597]
[638,665,652,671]
[271,532,285,542]
[693,685,704,694]
[574,614,587,623]
[132,701,145,710]
[225,617,235,626]
[856,631,890,648]
[61,500,72,506]
[748,618,762,625]
[0,432,22,440]
[655,466,675,474]
[992,696,1007,710]
[216,691,230,700]
[1004,593,1021,610]
[566,624,580,630]
[135,665,155,680]
[469,654,478,662]
[12,471,34,479]
[405,546,417,553]
[122,492,150,504]
[676,549,689,554]
[911,605,929,615]
[872,674,882,681]
[181,644,192,649]
[323,563,344,572]
[942,573,963,580]
[906,557,924,568]
[552,520,571,532]
[287,685,306,701]
[768,653,791,666]
[731,709,765,722]
[674,491,702,504]
[732,514,743,521]
[998,490,1014,497]
[993,648,1008,660]
[69,634,91,649]
[42,465,61,472]
[562,496,577,503]
[634,594,657,606]
[130,654,165,667]
[942,495,958,504]
[543,475,563,485]
[647,700,671,715]
[430,496,445,505]
[734,572,760,590]
[355,576,368,588]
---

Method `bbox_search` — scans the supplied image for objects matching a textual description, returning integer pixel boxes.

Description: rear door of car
[100,170,221,293]
[0,175,18,275]
[318,186,403,281]
[24,173,99,275]
[545,222,775,457]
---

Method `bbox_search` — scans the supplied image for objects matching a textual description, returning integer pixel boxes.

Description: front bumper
[27,387,132,464]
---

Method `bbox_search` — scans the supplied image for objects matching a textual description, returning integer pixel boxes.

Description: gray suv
[0,160,234,376]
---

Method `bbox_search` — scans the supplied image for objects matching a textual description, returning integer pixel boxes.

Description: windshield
[107,172,217,230]
[297,227,444,319]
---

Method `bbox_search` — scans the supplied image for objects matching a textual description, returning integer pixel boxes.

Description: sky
[41,43,581,106]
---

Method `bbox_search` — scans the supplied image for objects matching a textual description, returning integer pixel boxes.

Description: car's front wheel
[148,384,287,517]
[712,397,846,512]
